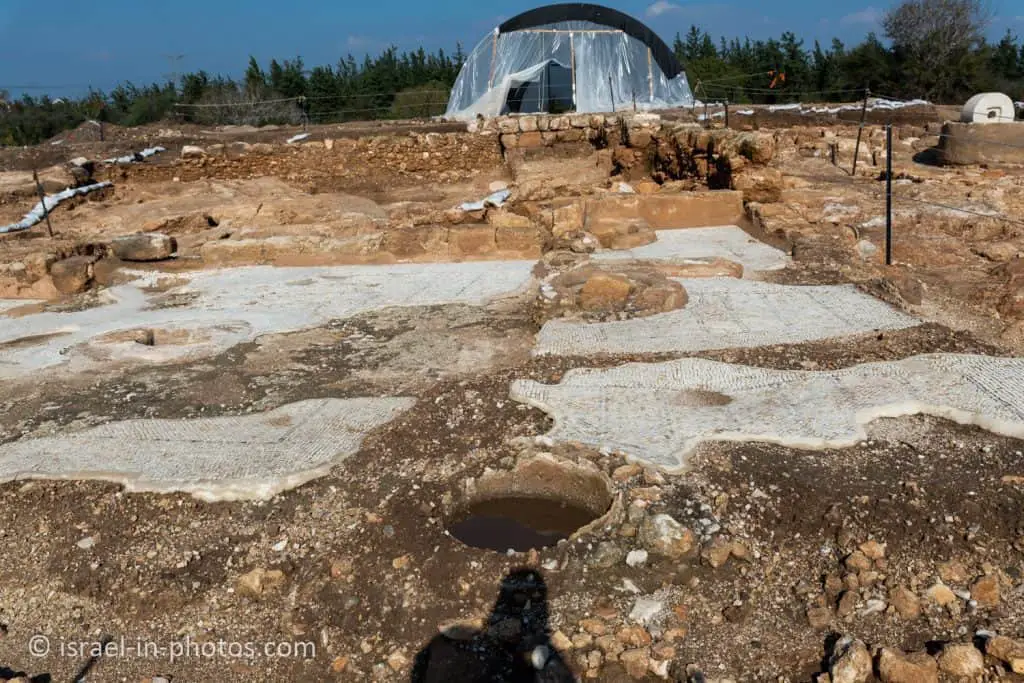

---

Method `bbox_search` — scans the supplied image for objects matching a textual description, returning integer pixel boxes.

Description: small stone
[877,648,938,683]
[386,649,408,672]
[617,625,652,648]
[571,633,592,649]
[938,559,969,584]
[663,627,687,643]
[530,645,550,669]
[181,145,206,158]
[612,464,643,482]
[986,634,1024,673]
[844,551,872,573]
[330,656,349,673]
[639,514,695,559]
[860,599,887,616]
[829,638,872,683]
[628,597,664,626]
[588,541,625,569]
[836,591,858,617]
[619,648,650,679]
[971,574,1000,607]
[807,606,831,629]
[580,618,607,636]
[76,536,96,550]
[235,568,286,599]
[702,537,734,568]
[937,643,984,677]
[926,583,957,606]
[630,486,662,502]
[888,586,920,620]
[392,555,411,569]
[642,469,665,485]
[595,634,623,659]
[859,540,886,560]
[626,549,648,567]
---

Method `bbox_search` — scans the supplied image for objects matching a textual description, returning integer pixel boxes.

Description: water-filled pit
[446,454,616,553]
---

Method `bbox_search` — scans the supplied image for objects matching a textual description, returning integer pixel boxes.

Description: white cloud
[345,35,376,50]
[840,6,883,26]
[646,0,682,18]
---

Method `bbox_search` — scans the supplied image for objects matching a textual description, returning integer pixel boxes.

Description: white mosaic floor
[512,354,1024,471]
[0,397,415,501]
[0,299,40,314]
[534,278,919,356]
[0,260,535,378]
[594,227,790,274]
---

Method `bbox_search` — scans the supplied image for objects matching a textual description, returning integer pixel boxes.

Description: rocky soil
[1,108,1024,681]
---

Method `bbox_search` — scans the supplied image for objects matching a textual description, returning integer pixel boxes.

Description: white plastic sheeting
[447,21,693,119]
[459,188,511,212]
[103,146,166,165]
[0,182,112,235]
[697,98,931,121]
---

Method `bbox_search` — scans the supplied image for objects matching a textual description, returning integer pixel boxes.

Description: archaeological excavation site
[3,4,1024,682]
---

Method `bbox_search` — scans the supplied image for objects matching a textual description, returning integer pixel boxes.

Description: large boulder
[578,273,632,311]
[111,233,177,262]
[49,256,94,294]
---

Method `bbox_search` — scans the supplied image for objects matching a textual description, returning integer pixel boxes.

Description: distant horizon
[0,0,1020,99]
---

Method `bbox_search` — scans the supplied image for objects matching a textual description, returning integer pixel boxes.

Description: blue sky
[0,0,1021,97]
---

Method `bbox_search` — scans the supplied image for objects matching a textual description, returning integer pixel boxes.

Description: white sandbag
[961,93,1015,123]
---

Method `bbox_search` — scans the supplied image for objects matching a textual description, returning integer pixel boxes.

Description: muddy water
[447,496,599,552]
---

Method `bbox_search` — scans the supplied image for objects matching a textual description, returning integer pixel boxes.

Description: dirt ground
[1,106,1024,682]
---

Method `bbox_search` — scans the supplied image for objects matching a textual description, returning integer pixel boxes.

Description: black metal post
[724,100,729,128]
[608,75,615,112]
[32,170,54,238]
[852,87,870,176]
[885,123,893,266]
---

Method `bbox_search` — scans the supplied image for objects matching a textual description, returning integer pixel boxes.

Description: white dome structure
[960,92,1016,123]
[446,3,694,120]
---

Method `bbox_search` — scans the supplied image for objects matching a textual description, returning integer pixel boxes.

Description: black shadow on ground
[410,568,574,682]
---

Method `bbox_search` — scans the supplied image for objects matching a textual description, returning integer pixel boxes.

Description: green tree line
[0,0,1020,146]
[676,27,1024,104]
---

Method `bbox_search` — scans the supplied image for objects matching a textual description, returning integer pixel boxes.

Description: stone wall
[937,122,1024,166]
[478,112,664,151]
[118,131,503,189]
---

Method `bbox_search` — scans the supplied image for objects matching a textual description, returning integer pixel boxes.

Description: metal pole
[488,31,498,89]
[569,32,577,111]
[724,100,729,128]
[852,86,870,176]
[32,170,54,238]
[608,75,615,112]
[885,123,893,266]
[646,47,653,98]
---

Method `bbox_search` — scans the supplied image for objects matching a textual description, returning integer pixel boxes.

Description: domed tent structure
[445,3,693,120]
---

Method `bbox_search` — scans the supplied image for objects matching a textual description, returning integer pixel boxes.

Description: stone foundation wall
[119,132,503,188]
[477,112,664,151]
[937,122,1024,166]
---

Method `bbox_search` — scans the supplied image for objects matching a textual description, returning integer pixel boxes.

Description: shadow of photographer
[411,568,575,682]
